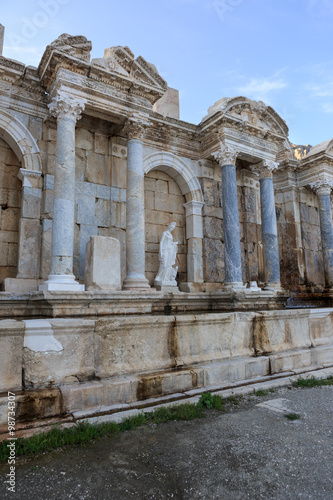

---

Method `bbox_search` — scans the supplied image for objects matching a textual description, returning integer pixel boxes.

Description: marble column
[39,92,86,291]
[252,161,281,289]
[213,144,243,288]
[123,113,151,289]
[310,178,333,288]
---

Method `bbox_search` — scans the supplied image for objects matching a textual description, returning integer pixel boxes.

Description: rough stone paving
[1,386,332,499]
[0,30,333,444]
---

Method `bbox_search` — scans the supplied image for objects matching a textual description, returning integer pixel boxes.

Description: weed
[198,392,225,411]
[292,376,333,388]
[255,389,269,397]
[227,395,240,405]
[284,413,301,421]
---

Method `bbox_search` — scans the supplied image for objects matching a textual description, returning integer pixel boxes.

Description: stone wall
[144,170,187,286]
[200,177,224,283]
[0,138,21,284]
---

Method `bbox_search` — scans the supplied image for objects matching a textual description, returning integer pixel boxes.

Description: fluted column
[123,113,151,289]
[213,144,244,288]
[40,92,86,291]
[252,160,281,289]
[310,178,333,288]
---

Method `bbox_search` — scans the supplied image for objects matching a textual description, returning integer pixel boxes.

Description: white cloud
[239,78,287,95]
[322,102,333,113]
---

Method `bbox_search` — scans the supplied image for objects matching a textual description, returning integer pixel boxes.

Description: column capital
[310,178,333,196]
[250,159,279,178]
[48,91,86,122]
[212,142,239,166]
[18,168,42,187]
[123,112,152,140]
[183,200,204,216]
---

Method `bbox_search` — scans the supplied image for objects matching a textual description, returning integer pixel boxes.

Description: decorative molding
[48,91,86,121]
[212,141,239,165]
[123,112,152,140]
[310,178,333,196]
[184,200,204,216]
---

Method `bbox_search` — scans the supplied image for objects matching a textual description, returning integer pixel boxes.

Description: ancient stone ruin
[0,33,332,428]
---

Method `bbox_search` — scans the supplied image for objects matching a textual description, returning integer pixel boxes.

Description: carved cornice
[310,178,333,196]
[48,91,86,121]
[212,141,239,166]
[123,112,152,140]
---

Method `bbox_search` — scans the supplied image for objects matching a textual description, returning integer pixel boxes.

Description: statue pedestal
[154,279,179,293]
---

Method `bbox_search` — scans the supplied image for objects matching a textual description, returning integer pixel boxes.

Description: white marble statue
[154,222,178,287]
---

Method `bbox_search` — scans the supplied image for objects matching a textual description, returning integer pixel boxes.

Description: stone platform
[0,291,333,429]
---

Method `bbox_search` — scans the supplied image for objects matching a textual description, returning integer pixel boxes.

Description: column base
[224,282,246,291]
[264,282,282,292]
[39,274,85,292]
[123,275,151,290]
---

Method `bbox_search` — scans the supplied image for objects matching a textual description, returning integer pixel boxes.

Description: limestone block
[17,218,41,278]
[79,225,98,280]
[245,357,270,379]
[0,320,24,391]
[61,381,105,413]
[23,319,95,388]
[203,216,222,239]
[7,242,17,266]
[199,178,220,207]
[95,198,111,227]
[145,190,155,210]
[0,207,20,231]
[156,179,168,193]
[3,278,39,293]
[0,242,8,266]
[112,156,127,189]
[85,236,121,291]
[153,87,180,119]
[145,210,170,226]
[94,316,175,378]
[203,359,246,387]
[85,153,110,185]
[21,187,42,219]
[252,310,311,355]
[154,192,185,214]
[203,205,223,219]
[269,349,312,374]
[94,133,108,154]
[203,238,224,283]
[309,309,333,346]
[76,128,94,150]
[77,196,95,225]
[40,219,52,279]
[28,116,43,141]
[110,201,126,229]
[311,345,333,365]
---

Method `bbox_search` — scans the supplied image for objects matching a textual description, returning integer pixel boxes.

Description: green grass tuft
[292,376,333,388]
[284,413,301,421]
[255,389,270,397]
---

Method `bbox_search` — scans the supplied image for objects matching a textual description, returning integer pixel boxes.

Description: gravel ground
[1,385,332,499]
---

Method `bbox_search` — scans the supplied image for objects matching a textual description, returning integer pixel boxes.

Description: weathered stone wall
[40,126,128,282]
[237,169,264,285]
[144,170,187,286]
[199,177,224,283]
[0,138,21,284]
[275,185,325,291]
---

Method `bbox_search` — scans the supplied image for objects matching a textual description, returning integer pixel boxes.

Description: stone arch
[0,109,43,292]
[144,151,204,290]
[0,108,42,172]
[144,151,204,203]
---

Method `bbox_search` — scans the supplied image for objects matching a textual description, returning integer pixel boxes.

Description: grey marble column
[39,92,86,291]
[123,113,151,289]
[310,179,333,288]
[213,144,243,288]
[254,161,281,289]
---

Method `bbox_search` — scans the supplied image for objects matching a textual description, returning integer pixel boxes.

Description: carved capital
[212,142,239,166]
[123,112,152,140]
[48,92,86,122]
[183,201,204,217]
[250,159,279,178]
[310,178,333,196]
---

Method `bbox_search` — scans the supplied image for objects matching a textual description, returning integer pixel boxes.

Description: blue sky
[1,0,333,146]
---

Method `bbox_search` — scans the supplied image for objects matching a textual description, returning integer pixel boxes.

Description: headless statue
[155,222,178,288]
